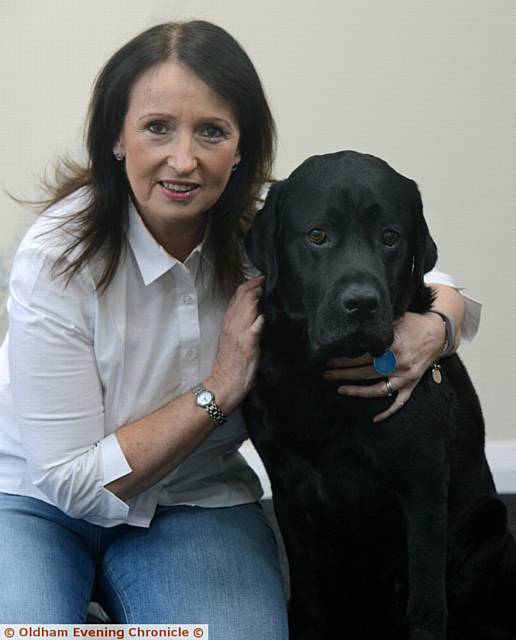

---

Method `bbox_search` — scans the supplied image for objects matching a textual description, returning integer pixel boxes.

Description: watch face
[197,390,214,407]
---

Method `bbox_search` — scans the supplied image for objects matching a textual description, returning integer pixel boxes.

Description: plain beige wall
[1,0,515,442]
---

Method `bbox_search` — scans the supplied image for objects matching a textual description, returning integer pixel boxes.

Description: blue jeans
[0,493,288,638]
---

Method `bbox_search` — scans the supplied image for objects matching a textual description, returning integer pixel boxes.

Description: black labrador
[243,151,516,640]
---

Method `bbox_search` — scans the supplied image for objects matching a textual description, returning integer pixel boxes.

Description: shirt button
[181,293,194,304]
[185,349,198,361]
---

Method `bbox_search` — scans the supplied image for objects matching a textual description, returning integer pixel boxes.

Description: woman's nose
[166,133,198,174]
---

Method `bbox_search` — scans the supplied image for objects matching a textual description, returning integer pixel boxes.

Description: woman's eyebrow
[137,112,235,128]
[137,112,173,122]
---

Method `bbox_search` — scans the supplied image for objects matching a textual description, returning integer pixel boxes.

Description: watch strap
[205,402,227,427]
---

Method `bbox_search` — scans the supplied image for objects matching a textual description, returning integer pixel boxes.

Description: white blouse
[0,189,481,528]
[0,190,262,528]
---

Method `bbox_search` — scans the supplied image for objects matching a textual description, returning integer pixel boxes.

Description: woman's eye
[147,121,169,135]
[382,229,400,247]
[307,229,328,245]
[200,125,225,140]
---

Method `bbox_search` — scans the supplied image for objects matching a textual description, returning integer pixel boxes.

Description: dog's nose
[340,287,380,320]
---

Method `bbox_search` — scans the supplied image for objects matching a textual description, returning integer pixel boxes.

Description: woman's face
[116,60,241,257]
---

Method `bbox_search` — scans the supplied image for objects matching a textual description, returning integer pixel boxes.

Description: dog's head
[245,151,437,364]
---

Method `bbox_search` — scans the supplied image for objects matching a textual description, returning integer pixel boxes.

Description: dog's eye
[307,229,328,245]
[382,230,400,247]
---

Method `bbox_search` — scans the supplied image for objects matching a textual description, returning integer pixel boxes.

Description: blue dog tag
[373,350,397,376]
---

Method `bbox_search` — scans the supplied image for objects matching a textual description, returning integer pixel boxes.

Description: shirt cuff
[424,270,482,342]
[89,432,133,527]
[99,432,133,484]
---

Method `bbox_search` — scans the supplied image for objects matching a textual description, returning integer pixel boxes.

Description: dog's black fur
[243,151,516,640]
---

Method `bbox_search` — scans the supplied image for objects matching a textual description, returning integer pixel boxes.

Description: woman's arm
[9,245,130,525]
[428,283,465,350]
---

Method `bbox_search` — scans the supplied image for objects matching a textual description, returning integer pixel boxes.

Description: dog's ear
[245,180,284,300]
[409,181,438,311]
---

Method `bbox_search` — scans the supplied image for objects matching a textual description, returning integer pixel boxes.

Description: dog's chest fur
[249,336,456,529]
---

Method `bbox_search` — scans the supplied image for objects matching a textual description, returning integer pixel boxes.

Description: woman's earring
[114,151,124,162]
[231,163,239,173]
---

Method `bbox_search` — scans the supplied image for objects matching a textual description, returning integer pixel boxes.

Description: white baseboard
[241,440,516,500]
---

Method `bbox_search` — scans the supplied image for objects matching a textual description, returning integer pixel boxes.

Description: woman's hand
[323,311,448,423]
[205,276,265,413]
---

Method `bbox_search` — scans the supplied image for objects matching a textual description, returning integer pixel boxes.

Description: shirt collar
[127,200,213,286]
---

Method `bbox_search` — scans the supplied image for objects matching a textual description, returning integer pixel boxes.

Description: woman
[0,20,478,632]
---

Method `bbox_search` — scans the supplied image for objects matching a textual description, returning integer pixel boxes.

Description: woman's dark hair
[42,20,276,295]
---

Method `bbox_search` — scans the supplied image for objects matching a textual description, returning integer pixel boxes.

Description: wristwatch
[192,383,227,427]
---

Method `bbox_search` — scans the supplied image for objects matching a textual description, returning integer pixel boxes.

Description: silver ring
[384,378,394,397]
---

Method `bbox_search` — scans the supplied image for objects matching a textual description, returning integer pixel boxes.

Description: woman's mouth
[159,180,200,202]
